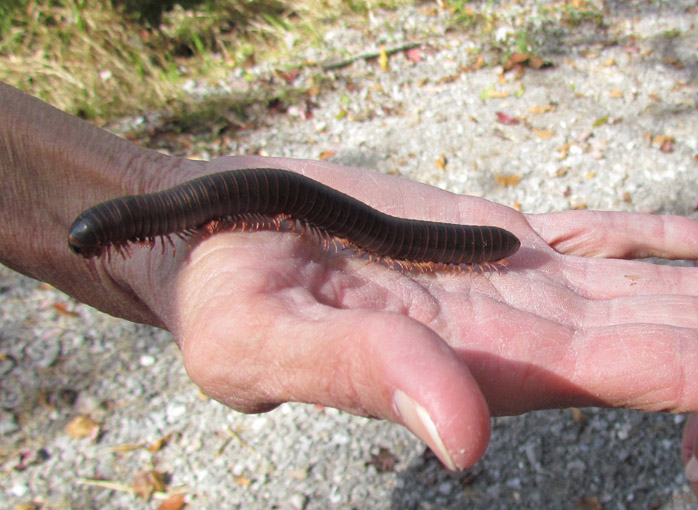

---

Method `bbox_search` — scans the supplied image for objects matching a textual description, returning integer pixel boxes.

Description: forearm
[0,82,189,326]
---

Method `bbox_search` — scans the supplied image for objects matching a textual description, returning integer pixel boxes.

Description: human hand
[105,155,698,471]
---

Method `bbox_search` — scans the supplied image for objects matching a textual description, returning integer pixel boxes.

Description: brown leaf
[532,128,554,139]
[529,104,556,115]
[157,493,186,510]
[528,55,545,69]
[577,495,602,510]
[147,433,173,453]
[318,150,336,160]
[109,443,143,453]
[14,503,40,510]
[405,47,422,64]
[368,447,397,473]
[52,302,79,318]
[234,475,252,486]
[557,142,573,160]
[133,470,166,500]
[65,415,100,439]
[495,111,520,125]
[652,134,675,153]
[503,52,552,71]
[609,89,623,98]
[661,56,685,69]
[493,174,521,187]
[570,407,586,424]
[435,155,447,171]
[504,52,530,70]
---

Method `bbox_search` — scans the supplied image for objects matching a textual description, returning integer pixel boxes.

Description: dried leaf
[493,174,521,187]
[235,475,252,486]
[14,449,50,471]
[435,155,447,171]
[528,55,545,69]
[109,443,144,453]
[503,52,530,70]
[512,201,522,212]
[437,74,460,85]
[609,89,623,98]
[405,47,422,64]
[571,203,588,210]
[147,433,173,453]
[133,470,166,500]
[661,56,685,69]
[289,468,308,481]
[592,117,608,128]
[557,142,573,160]
[532,128,554,139]
[480,86,510,100]
[577,495,602,510]
[368,447,397,473]
[53,302,79,318]
[529,104,556,115]
[652,134,675,153]
[379,45,389,72]
[503,52,551,71]
[65,415,100,439]
[495,111,520,125]
[14,503,40,510]
[318,150,336,160]
[157,493,186,510]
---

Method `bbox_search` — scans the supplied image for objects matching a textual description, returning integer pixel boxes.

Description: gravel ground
[2,1,698,509]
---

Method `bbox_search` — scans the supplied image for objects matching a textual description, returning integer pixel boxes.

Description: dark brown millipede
[68,168,520,268]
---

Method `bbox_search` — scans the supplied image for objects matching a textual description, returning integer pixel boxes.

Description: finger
[682,414,698,495]
[173,238,491,470]
[493,273,698,330]
[555,255,698,299]
[449,297,698,414]
[527,211,698,260]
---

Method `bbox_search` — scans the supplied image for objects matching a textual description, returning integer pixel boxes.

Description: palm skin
[109,156,698,472]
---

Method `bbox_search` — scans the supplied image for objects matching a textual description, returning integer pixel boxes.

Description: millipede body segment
[68,168,520,267]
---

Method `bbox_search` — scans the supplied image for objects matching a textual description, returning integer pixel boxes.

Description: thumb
[180,303,491,470]
[379,313,491,469]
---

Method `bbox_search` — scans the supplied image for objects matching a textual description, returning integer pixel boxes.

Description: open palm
[118,156,698,470]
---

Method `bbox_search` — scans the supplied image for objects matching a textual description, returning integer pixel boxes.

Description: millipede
[67,168,520,270]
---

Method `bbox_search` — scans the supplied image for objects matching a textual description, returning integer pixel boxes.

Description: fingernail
[686,456,698,482]
[393,389,456,470]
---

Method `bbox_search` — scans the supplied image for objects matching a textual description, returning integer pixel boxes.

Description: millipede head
[68,217,103,258]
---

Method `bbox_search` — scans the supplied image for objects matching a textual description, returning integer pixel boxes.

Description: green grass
[0,0,392,121]
[0,0,612,124]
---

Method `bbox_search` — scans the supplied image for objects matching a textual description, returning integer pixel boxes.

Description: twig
[319,41,422,71]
